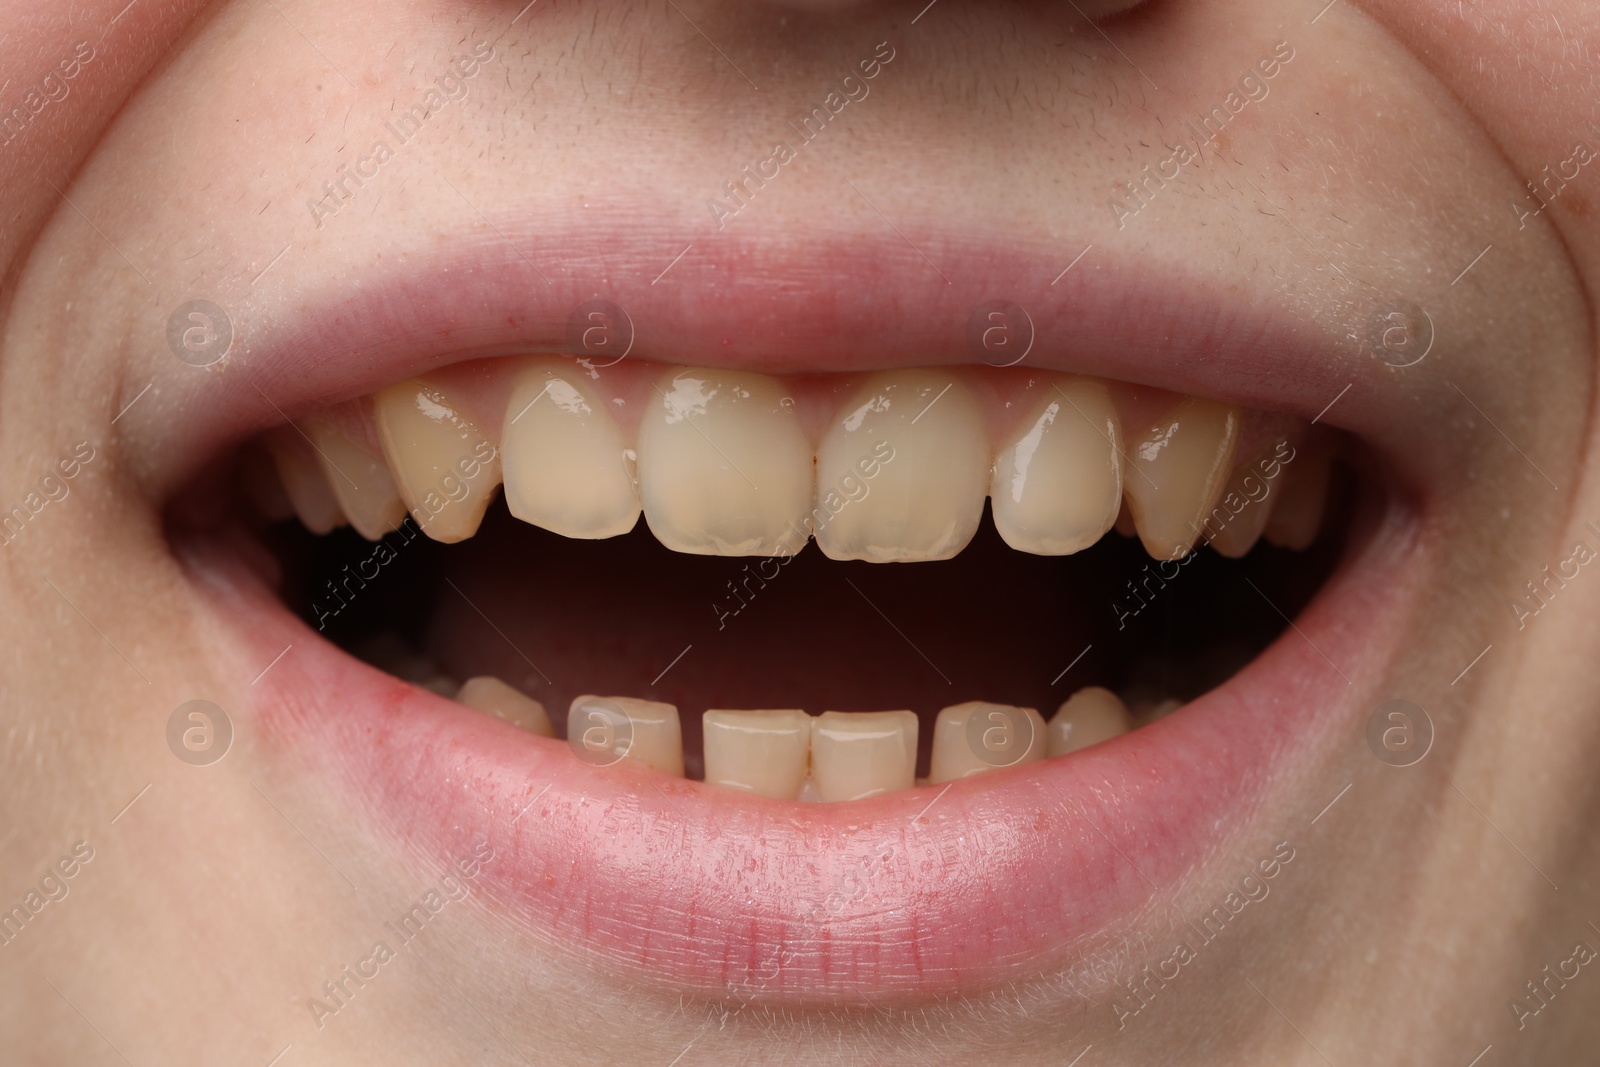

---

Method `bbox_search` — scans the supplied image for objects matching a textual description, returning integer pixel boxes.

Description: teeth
[302,411,407,541]
[456,675,553,737]
[501,358,640,539]
[264,430,347,534]
[1203,443,1284,558]
[568,696,685,776]
[809,710,917,801]
[991,377,1123,555]
[1123,397,1240,560]
[1264,438,1331,551]
[928,701,1046,783]
[637,369,813,556]
[814,370,988,562]
[374,377,502,543]
[1047,687,1133,756]
[702,709,811,800]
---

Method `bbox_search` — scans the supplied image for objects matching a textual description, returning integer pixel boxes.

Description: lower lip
[206,512,1409,1003]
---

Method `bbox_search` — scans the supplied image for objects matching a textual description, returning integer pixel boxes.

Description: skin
[2,0,1599,1063]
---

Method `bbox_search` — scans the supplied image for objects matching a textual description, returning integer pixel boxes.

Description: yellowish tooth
[265,431,347,534]
[1264,439,1332,551]
[814,370,987,562]
[1123,397,1240,560]
[637,368,813,556]
[501,358,640,539]
[702,709,811,800]
[1202,443,1282,559]
[928,701,1046,783]
[1047,687,1133,757]
[302,412,407,541]
[991,378,1122,555]
[567,695,685,776]
[457,675,553,737]
[809,710,918,801]
[373,378,502,543]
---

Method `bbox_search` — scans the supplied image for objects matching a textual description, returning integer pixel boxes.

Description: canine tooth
[810,710,918,801]
[1047,687,1132,756]
[1123,397,1240,559]
[636,369,813,556]
[374,378,502,543]
[302,412,407,541]
[702,709,811,800]
[1203,444,1281,558]
[457,675,553,737]
[991,378,1122,555]
[814,370,987,562]
[928,701,1046,783]
[502,359,640,539]
[1264,438,1332,550]
[567,696,685,776]
[265,431,347,534]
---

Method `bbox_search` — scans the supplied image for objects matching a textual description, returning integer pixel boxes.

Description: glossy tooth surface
[809,710,918,801]
[1123,396,1240,560]
[457,676,553,737]
[568,696,685,776]
[265,430,346,534]
[374,378,502,543]
[814,371,988,562]
[1264,438,1331,550]
[991,377,1123,555]
[501,358,640,539]
[302,411,406,541]
[637,369,813,556]
[702,709,811,800]
[1047,687,1133,757]
[928,701,1047,783]
[1204,443,1284,559]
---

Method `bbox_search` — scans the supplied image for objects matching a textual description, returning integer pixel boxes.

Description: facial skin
[2,0,1599,1063]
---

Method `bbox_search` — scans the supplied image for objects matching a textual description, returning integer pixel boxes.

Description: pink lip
[135,225,1385,502]
[190,503,1412,1002]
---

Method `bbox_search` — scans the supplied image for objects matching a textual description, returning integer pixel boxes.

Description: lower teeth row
[446,671,1136,803]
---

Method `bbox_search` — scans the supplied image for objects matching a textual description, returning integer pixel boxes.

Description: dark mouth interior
[261,462,1355,779]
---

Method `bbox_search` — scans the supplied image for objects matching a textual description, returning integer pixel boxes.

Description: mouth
[163,236,1419,1004]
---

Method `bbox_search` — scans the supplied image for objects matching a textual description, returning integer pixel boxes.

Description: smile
[165,236,1418,1004]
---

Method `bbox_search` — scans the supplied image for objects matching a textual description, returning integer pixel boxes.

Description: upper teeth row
[454,673,1138,802]
[257,358,1330,562]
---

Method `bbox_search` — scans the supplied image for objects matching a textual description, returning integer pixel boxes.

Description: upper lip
[130,222,1408,506]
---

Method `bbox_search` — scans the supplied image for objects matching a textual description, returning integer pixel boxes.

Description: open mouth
[157,238,1417,1005]
[245,357,1347,793]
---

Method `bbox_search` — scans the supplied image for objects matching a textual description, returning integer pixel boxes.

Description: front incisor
[501,357,641,539]
[637,369,814,556]
[702,709,811,800]
[814,370,988,563]
[810,710,918,801]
